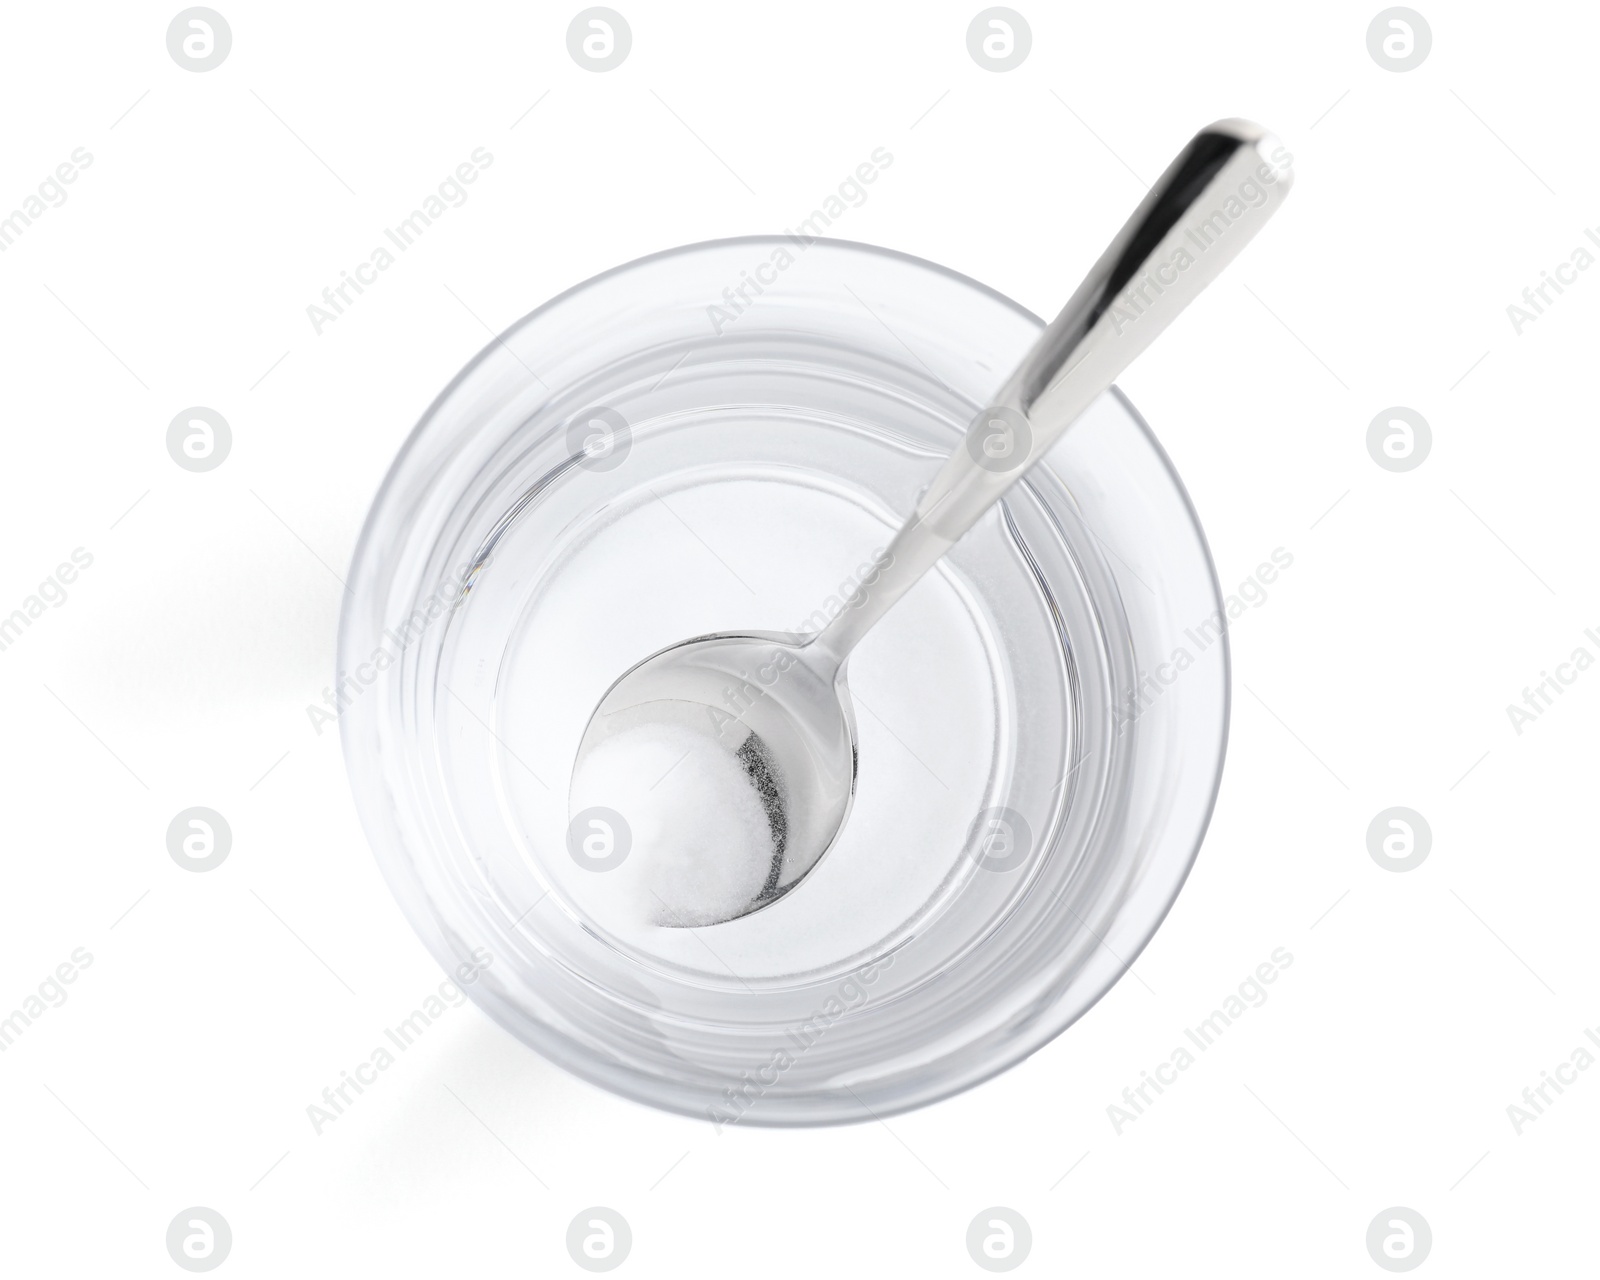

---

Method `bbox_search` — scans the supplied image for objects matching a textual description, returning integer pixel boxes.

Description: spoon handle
[810,118,1293,668]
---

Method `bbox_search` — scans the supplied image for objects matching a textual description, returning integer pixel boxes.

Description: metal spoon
[572,119,1292,926]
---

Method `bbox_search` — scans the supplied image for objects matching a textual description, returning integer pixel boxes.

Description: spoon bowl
[571,631,856,925]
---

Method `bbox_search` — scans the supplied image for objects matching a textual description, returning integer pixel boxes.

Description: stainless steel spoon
[572,119,1292,926]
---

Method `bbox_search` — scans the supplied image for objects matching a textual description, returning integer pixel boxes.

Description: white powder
[570,716,776,927]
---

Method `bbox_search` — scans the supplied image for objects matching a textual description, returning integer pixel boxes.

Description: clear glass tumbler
[338,237,1229,1125]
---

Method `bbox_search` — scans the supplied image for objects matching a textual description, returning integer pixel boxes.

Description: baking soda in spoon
[569,708,782,927]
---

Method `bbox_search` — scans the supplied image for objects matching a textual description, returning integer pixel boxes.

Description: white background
[2,0,1595,1274]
